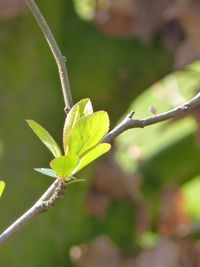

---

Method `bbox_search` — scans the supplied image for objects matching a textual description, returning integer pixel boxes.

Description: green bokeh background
[0,0,185,266]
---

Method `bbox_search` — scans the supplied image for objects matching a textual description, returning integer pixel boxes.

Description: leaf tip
[0,181,5,198]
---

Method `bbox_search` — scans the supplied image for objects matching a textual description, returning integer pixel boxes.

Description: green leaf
[0,181,5,198]
[27,120,62,158]
[67,111,109,156]
[77,98,93,117]
[67,177,86,185]
[34,168,57,179]
[63,105,80,153]
[73,143,111,174]
[63,98,93,153]
[50,155,79,179]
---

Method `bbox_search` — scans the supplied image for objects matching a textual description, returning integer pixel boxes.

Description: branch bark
[25,0,73,112]
[104,92,200,143]
[0,179,65,247]
[1,92,200,247]
[0,0,73,248]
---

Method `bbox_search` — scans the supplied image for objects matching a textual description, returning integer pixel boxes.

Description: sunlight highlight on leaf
[50,155,79,179]
[67,111,109,156]
[63,98,93,153]
[0,181,5,198]
[73,143,111,174]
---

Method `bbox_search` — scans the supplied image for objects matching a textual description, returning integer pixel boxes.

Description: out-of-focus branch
[25,0,73,112]
[104,92,200,143]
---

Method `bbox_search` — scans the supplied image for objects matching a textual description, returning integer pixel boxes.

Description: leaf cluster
[27,99,111,182]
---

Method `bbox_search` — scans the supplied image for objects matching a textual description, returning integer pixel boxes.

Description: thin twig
[104,92,200,143]
[25,0,73,111]
[36,179,59,203]
[1,92,200,247]
[0,0,73,247]
[0,179,65,247]
[1,0,200,250]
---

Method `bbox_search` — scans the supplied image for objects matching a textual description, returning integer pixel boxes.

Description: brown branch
[104,92,200,143]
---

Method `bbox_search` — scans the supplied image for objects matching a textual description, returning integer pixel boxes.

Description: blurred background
[1,0,200,266]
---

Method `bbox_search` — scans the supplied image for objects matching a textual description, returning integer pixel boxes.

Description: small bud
[150,106,157,115]
[62,56,67,62]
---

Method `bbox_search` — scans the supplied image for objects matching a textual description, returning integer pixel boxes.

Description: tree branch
[25,0,73,111]
[104,92,200,143]
[0,179,65,247]
[0,0,73,248]
[1,0,200,251]
[1,92,200,247]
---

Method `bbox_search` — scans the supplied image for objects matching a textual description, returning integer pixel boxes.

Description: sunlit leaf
[50,155,79,179]
[73,143,111,174]
[0,181,5,198]
[27,120,62,158]
[63,106,80,153]
[77,98,93,117]
[63,98,93,153]
[67,111,109,156]
[34,168,57,179]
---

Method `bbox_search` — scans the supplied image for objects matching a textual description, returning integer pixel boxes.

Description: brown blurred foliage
[0,0,26,18]
[71,235,200,267]
[94,0,200,68]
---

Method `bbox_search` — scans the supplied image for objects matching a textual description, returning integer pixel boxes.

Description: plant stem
[1,92,200,247]
[0,179,65,247]
[1,0,200,250]
[104,92,200,143]
[25,0,73,111]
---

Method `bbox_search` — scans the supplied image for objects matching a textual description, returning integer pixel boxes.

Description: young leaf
[0,181,5,198]
[27,120,62,158]
[34,168,57,179]
[73,143,111,174]
[63,105,80,153]
[76,98,93,117]
[67,111,109,156]
[67,178,86,185]
[63,98,93,153]
[50,155,79,179]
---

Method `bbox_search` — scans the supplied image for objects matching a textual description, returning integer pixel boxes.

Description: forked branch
[0,0,200,249]
[1,91,200,247]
